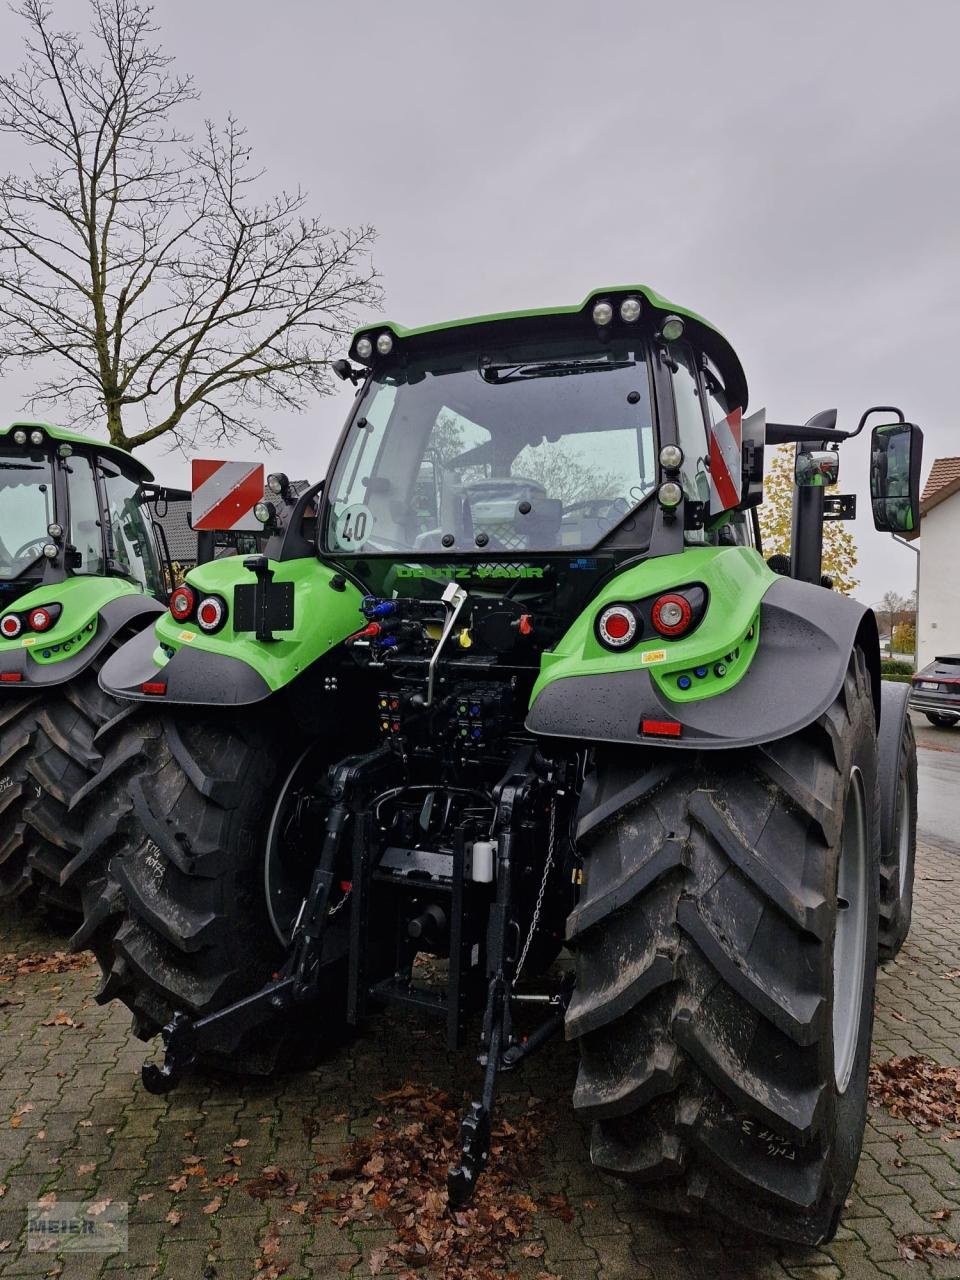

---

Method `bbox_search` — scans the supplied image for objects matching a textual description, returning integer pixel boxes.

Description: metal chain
[328,889,352,918]
[515,794,557,980]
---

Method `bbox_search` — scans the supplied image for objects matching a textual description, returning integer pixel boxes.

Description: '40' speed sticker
[334,503,374,550]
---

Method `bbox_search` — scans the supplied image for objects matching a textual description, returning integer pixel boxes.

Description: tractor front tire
[72,710,349,1076]
[566,652,879,1245]
[878,712,917,963]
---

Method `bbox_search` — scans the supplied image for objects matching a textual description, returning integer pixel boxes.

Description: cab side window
[68,457,106,576]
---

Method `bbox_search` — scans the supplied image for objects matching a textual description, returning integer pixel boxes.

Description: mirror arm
[766,422,849,445]
[848,404,905,439]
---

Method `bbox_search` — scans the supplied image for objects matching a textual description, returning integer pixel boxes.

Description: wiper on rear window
[480,358,634,383]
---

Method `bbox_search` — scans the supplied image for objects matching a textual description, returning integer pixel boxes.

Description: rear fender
[526,550,880,750]
[99,556,364,706]
[0,578,164,690]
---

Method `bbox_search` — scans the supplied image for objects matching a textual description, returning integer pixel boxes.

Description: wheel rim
[897,776,911,899]
[264,744,329,946]
[833,766,869,1093]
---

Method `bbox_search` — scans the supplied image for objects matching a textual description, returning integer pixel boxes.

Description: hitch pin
[424,582,468,707]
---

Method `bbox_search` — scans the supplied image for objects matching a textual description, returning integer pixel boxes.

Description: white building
[911,457,960,669]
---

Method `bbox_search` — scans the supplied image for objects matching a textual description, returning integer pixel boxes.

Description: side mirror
[795,444,839,487]
[870,421,923,534]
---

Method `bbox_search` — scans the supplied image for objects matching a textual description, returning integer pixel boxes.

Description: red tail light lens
[651,593,694,638]
[596,605,639,650]
[27,607,53,632]
[0,614,22,639]
[196,595,227,633]
[169,586,196,622]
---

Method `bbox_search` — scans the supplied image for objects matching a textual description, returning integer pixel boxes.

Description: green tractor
[0,421,185,913]
[80,287,921,1243]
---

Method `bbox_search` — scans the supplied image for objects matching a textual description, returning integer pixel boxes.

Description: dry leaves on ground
[253,1220,289,1280]
[41,1011,79,1028]
[0,951,93,978]
[313,1081,550,1280]
[870,1056,960,1131]
[898,1234,959,1261]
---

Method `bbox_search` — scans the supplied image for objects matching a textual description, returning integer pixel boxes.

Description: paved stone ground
[2,838,960,1280]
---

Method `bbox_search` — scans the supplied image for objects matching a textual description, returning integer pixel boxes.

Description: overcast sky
[1,0,958,606]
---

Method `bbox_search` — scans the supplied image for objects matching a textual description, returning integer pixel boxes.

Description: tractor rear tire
[878,712,917,963]
[566,651,879,1245]
[0,651,126,916]
[71,710,349,1076]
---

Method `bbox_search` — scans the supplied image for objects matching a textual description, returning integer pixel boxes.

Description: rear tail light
[0,671,22,682]
[27,607,54,632]
[141,681,167,696]
[596,604,639,650]
[196,595,227,633]
[0,614,22,639]
[651,593,694,638]
[169,586,196,622]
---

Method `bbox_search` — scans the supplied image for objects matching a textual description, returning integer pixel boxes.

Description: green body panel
[0,576,147,666]
[352,284,721,348]
[0,421,153,480]
[529,547,778,708]
[151,557,365,691]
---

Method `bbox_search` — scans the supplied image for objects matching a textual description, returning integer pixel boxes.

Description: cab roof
[350,285,748,411]
[0,421,153,482]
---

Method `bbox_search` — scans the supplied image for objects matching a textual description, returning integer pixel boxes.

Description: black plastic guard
[98,622,271,706]
[526,576,880,751]
[0,594,165,690]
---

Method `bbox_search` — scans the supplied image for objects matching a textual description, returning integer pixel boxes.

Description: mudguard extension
[100,623,271,705]
[0,593,165,689]
[526,575,880,750]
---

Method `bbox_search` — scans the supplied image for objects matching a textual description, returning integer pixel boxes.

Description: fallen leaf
[9,1117,20,1129]
[522,1242,546,1258]
[0,1185,6,1198]
[932,1208,953,1221]
[165,1210,182,1226]
[41,1011,76,1027]
[77,1162,96,1175]
[167,1176,188,1193]
[290,1200,308,1215]
[222,1153,242,1166]
[202,1197,222,1215]
[87,1199,111,1217]
[369,1247,390,1275]
[0,1240,9,1252]
[232,1138,250,1147]
[138,1193,154,1203]
[36,1130,45,1140]
[37,1193,56,1207]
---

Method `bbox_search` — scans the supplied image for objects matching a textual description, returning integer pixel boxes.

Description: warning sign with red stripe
[191,460,265,531]
[708,407,743,515]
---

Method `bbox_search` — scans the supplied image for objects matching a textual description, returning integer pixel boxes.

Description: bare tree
[0,0,380,452]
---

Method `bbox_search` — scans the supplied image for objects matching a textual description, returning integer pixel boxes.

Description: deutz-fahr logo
[395,565,545,581]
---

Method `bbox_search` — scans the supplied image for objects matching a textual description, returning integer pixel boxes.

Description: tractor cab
[0,422,181,616]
